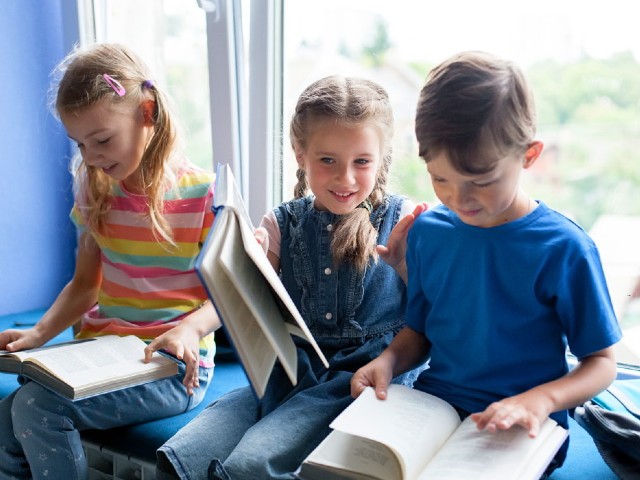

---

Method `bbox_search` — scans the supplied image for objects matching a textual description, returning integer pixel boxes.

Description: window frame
[72,0,639,373]
[202,0,283,224]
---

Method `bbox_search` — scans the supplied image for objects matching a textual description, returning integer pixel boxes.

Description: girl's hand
[377,202,428,283]
[0,328,44,352]
[254,226,269,255]
[350,357,394,400]
[470,390,554,438]
[144,323,201,395]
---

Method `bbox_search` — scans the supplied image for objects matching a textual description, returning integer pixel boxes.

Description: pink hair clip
[102,74,126,96]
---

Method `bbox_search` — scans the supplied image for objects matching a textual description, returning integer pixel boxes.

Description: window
[282,0,640,367]
[82,0,263,220]
[80,0,213,170]
[79,0,640,367]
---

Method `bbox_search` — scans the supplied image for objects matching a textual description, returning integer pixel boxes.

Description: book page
[217,212,299,387]
[417,416,568,480]
[0,339,96,374]
[196,209,277,398]
[330,385,461,479]
[215,163,328,368]
[301,430,402,480]
[24,335,177,394]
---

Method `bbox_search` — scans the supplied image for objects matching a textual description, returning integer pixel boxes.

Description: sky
[286,0,639,67]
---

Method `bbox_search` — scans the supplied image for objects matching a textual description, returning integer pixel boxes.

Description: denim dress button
[324,267,331,275]
[325,312,332,320]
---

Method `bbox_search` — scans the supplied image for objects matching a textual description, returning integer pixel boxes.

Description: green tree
[361,18,392,67]
[526,53,640,229]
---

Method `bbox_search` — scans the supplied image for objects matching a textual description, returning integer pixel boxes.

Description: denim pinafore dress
[259,194,421,416]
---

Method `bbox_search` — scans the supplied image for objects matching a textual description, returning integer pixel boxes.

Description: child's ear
[140,100,156,126]
[523,141,544,169]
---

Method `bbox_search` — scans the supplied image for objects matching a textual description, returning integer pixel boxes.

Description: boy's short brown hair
[415,51,536,174]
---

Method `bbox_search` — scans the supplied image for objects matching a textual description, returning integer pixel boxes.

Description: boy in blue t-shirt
[351,51,622,475]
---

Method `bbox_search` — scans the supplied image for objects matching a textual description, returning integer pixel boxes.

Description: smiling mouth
[331,191,356,202]
[101,164,117,174]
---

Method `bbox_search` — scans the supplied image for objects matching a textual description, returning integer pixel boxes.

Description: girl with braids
[0,43,220,479]
[156,75,427,480]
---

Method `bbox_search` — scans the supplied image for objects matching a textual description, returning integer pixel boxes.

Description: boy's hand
[145,323,201,395]
[470,390,553,438]
[377,202,428,283]
[350,357,394,400]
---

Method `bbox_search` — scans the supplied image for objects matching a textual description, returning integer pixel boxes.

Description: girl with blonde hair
[0,43,220,479]
[157,75,427,479]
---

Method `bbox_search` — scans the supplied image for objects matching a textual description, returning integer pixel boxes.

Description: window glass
[283,0,640,366]
[87,0,212,169]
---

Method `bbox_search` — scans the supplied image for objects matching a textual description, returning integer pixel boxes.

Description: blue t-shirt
[407,201,622,428]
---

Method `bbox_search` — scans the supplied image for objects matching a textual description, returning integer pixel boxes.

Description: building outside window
[282,0,640,367]
[86,0,640,367]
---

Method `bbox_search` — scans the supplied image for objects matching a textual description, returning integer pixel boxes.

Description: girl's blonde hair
[52,43,181,244]
[290,75,394,271]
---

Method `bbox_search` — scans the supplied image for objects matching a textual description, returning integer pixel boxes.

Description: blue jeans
[157,340,423,480]
[0,359,211,480]
[157,374,354,480]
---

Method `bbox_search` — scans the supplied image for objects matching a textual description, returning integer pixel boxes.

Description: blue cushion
[551,417,617,479]
[0,309,74,398]
[0,310,617,476]
[0,309,249,462]
[81,360,248,462]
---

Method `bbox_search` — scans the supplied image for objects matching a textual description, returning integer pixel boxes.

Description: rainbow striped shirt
[71,165,216,367]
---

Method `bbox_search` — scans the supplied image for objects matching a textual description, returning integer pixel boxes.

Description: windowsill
[567,355,640,379]
[615,362,640,380]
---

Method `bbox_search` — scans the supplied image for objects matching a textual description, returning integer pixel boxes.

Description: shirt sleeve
[69,204,87,236]
[405,220,430,335]
[259,210,281,259]
[199,182,216,244]
[399,198,415,218]
[557,244,622,358]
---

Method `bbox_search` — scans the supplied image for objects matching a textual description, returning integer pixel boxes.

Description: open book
[0,335,178,401]
[195,163,328,398]
[298,385,568,480]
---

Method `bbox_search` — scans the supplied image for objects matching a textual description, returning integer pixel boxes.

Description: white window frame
[246,0,283,222]
[201,0,282,225]
[201,0,246,187]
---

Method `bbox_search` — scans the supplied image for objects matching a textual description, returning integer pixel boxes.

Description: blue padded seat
[0,310,616,477]
[0,309,249,465]
[81,359,247,462]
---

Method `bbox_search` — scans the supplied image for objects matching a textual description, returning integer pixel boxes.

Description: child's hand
[470,390,554,438]
[0,328,43,352]
[376,202,428,283]
[350,357,394,400]
[254,226,269,254]
[144,323,201,396]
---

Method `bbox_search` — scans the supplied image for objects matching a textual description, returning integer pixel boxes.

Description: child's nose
[451,185,471,206]
[336,164,355,184]
[82,148,99,166]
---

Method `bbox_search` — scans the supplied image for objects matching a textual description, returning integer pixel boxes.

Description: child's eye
[431,176,445,183]
[472,180,494,188]
[320,157,334,164]
[354,158,370,166]
[97,138,110,145]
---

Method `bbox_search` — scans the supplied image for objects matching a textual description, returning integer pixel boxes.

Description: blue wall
[0,1,78,315]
